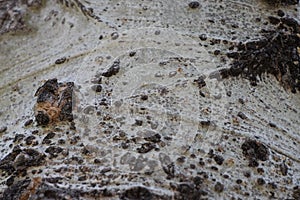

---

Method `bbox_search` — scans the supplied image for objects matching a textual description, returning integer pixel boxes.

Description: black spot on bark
[0,126,7,133]
[162,163,175,178]
[55,57,66,64]
[220,17,300,92]
[264,0,299,6]
[35,111,50,126]
[268,16,280,25]
[24,119,33,126]
[214,182,224,193]
[144,133,161,143]
[241,139,269,167]
[35,79,74,125]
[213,155,224,165]
[175,183,204,200]
[280,162,288,176]
[293,186,300,200]
[45,146,64,157]
[102,60,120,77]
[137,143,156,153]
[194,76,206,89]
[33,182,83,199]
[129,51,136,57]
[121,186,153,200]
[0,146,45,176]
[2,179,31,200]
[188,1,200,9]
[13,134,25,143]
[35,79,58,102]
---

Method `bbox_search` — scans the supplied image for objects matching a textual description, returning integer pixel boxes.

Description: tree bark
[0,0,299,199]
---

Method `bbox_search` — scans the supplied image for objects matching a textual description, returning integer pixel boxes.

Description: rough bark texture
[0,0,299,199]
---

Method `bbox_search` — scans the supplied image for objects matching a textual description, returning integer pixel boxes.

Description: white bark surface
[0,0,299,199]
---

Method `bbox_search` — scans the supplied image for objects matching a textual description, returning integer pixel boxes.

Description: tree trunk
[0,0,299,199]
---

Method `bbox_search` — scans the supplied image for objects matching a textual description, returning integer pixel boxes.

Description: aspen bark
[0,1,299,199]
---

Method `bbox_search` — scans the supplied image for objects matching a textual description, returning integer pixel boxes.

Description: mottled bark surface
[0,0,299,199]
